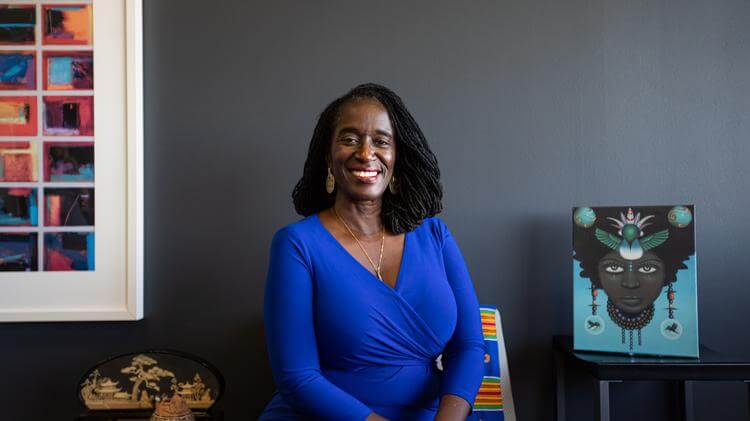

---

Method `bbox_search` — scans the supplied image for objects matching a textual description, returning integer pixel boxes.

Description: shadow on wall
[515,214,571,420]
[245,317,275,416]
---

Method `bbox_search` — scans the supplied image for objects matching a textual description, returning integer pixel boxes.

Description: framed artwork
[78,350,224,414]
[573,206,698,357]
[0,0,143,321]
[467,306,516,421]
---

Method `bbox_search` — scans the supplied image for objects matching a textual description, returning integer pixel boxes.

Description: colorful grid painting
[0,2,94,272]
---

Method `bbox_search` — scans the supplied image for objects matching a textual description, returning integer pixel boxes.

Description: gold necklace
[332,207,385,281]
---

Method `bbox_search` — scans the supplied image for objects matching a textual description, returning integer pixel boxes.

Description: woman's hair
[292,83,443,233]
[573,206,695,288]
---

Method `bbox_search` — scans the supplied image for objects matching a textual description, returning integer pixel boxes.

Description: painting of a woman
[573,206,698,356]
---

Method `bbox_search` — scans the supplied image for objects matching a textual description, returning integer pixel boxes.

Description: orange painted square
[42,4,92,46]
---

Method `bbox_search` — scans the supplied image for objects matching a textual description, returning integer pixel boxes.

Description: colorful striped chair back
[467,305,516,421]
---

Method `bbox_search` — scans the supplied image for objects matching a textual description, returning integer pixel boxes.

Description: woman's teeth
[352,170,378,177]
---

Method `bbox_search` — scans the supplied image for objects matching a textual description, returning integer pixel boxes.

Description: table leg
[675,380,694,421]
[594,380,612,421]
[553,349,566,421]
[745,381,750,419]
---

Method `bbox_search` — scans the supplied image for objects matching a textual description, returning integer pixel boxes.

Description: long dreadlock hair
[292,83,443,234]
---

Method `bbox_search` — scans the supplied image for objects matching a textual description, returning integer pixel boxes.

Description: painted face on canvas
[329,99,396,202]
[598,250,666,314]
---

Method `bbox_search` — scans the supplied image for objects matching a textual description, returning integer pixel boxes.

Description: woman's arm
[435,219,486,420]
[264,228,378,421]
[435,394,471,420]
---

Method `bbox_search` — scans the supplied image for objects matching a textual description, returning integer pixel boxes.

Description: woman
[261,84,485,420]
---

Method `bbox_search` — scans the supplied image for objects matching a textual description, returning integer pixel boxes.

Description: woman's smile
[349,168,382,183]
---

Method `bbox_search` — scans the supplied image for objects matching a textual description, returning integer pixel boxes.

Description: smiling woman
[261,84,486,420]
[329,99,395,212]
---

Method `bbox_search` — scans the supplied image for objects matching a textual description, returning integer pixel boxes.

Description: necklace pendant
[332,207,387,284]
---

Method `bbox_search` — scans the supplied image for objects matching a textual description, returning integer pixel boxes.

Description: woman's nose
[355,138,375,161]
[621,270,640,289]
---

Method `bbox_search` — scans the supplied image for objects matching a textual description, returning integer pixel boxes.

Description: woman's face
[598,251,666,315]
[329,99,395,202]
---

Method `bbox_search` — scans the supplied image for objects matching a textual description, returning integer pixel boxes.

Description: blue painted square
[49,57,72,85]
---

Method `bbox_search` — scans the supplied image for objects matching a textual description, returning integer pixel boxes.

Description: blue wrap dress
[260,214,485,420]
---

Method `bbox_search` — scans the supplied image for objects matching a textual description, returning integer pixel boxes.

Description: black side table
[553,335,750,421]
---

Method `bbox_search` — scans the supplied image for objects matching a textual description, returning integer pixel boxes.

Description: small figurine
[150,394,195,421]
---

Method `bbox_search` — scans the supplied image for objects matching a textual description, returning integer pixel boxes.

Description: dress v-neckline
[313,213,408,292]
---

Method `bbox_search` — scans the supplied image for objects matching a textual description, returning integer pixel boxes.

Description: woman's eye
[342,137,357,144]
[375,138,390,145]
[605,264,624,273]
[638,265,657,274]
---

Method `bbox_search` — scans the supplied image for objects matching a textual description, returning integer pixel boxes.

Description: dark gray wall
[1,0,749,420]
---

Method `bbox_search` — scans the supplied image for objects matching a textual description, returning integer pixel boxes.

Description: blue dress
[260,214,485,420]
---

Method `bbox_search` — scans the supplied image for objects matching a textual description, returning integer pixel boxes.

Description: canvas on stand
[572,206,698,357]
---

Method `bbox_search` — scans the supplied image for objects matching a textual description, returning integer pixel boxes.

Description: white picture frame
[0,0,143,321]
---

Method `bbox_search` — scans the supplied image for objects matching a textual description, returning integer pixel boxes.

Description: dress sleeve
[263,228,373,421]
[437,219,487,409]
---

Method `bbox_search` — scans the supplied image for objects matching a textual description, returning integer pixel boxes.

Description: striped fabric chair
[467,305,516,421]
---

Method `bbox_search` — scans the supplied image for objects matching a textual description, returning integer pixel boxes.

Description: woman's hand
[434,394,471,421]
[366,412,390,421]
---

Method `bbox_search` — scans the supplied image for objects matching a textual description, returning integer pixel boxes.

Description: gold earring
[389,175,397,194]
[326,167,335,194]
